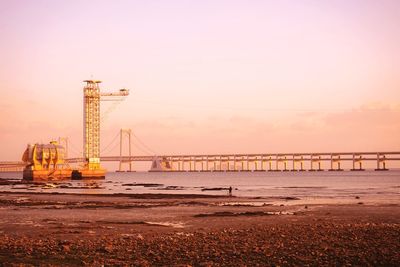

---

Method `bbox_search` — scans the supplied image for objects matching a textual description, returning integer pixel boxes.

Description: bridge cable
[131,131,157,155]
[66,140,83,158]
[130,138,153,156]
[131,142,153,156]
[101,138,122,156]
[100,131,121,154]
[102,133,153,156]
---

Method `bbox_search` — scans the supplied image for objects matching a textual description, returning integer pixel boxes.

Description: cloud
[120,103,400,155]
[1,100,399,160]
[323,103,400,131]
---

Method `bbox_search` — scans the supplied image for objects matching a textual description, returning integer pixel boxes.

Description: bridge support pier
[267,157,273,171]
[283,157,289,171]
[329,155,343,171]
[351,154,365,171]
[375,153,389,171]
[310,155,323,171]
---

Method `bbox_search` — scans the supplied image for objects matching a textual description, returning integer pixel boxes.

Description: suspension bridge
[2,128,399,173]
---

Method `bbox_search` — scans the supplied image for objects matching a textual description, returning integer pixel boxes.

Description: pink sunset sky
[0,0,399,163]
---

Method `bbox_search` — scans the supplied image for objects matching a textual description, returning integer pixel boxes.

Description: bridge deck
[1,151,399,172]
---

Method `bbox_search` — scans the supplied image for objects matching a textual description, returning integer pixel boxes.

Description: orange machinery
[21,141,72,180]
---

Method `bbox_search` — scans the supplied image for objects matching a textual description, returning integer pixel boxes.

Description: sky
[0,0,399,166]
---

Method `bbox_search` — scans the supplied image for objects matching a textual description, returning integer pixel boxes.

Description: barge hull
[23,169,72,181]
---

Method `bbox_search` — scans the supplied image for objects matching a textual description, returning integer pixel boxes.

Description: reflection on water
[0,171,399,203]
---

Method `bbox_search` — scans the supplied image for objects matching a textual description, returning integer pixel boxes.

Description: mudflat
[0,192,399,266]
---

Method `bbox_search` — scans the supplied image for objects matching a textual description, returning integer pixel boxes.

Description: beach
[0,191,399,266]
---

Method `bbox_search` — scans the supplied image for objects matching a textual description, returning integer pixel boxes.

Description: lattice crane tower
[81,80,129,178]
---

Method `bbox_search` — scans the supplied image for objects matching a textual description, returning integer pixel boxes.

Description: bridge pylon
[118,129,134,172]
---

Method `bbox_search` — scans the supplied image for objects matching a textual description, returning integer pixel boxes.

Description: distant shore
[0,192,398,266]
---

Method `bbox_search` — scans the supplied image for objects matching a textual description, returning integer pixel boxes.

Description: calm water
[0,171,399,204]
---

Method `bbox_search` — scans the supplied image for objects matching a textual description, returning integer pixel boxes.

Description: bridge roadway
[1,151,400,172]
[77,151,400,172]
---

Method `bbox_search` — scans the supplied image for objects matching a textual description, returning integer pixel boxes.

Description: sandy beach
[0,192,399,266]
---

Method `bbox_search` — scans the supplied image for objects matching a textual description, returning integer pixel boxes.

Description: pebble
[0,221,398,266]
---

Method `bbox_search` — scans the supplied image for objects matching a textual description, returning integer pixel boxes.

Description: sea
[0,171,399,205]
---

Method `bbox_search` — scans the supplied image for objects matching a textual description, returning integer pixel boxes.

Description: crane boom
[100,89,129,98]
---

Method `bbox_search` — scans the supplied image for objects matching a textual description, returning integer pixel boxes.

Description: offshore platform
[22,141,71,180]
[22,80,129,180]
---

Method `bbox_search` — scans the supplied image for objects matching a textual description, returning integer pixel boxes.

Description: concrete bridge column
[317,156,322,171]
[310,155,322,171]
[309,155,322,171]
[268,157,272,171]
[351,154,365,171]
[182,158,186,171]
[292,155,296,171]
[310,155,314,171]
[375,154,388,171]
[300,157,304,171]
[376,153,380,170]
[283,156,288,171]
[329,155,343,171]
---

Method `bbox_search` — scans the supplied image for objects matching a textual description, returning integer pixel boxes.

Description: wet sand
[0,192,399,266]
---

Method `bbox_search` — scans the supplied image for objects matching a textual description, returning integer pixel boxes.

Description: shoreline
[0,189,398,207]
[0,190,231,199]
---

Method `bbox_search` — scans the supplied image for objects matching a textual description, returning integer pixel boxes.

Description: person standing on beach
[228,186,233,196]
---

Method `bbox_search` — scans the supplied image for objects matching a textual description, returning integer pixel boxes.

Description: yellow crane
[74,80,129,179]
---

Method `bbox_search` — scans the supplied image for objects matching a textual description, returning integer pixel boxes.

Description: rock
[104,244,113,253]
[62,244,70,252]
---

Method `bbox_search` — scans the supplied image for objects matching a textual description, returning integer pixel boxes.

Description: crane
[77,80,129,178]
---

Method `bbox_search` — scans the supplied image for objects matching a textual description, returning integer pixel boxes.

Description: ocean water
[0,171,399,204]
